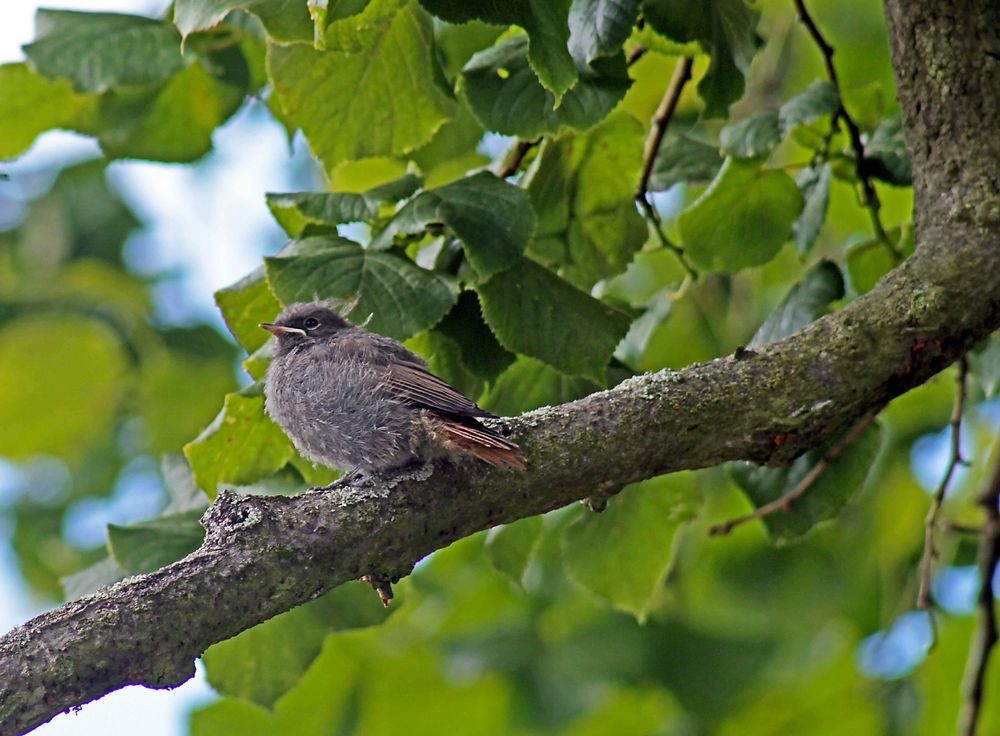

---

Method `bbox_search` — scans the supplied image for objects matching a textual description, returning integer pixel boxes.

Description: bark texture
[2,2,999,733]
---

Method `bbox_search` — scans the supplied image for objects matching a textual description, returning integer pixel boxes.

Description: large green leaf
[371,171,536,279]
[460,34,630,139]
[567,0,641,68]
[729,422,882,543]
[677,157,803,272]
[480,356,602,415]
[174,0,313,43]
[107,509,205,575]
[563,474,698,621]
[24,10,184,93]
[476,258,631,382]
[0,63,96,159]
[749,261,844,348]
[266,173,424,237]
[433,290,515,382]
[419,0,577,101]
[525,111,647,288]
[264,236,459,340]
[0,314,127,461]
[268,0,454,173]
[92,60,245,162]
[183,391,296,498]
[485,515,544,588]
[215,268,283,352]
[203,584,391,709]
[641,0,761,117]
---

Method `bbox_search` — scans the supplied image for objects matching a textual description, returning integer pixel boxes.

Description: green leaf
[419,0,578,101]
[480,356,601,415]
[969,334,1000,398]
[107,509,205,575]
[24,10,184,93]
[203,584,391,709]
[93,60,245,162]
[749,261,844,348]
[792,162,831,254]
[642,0,761,117]
[264,235,459,340]
[405,329,485,401]
[0,314,127,461]
[567,0,641,68]
[719,109,780,159]
[648,133,723,191]
[371,171,536,279]
[778,80,838,134]
[477,259,631,381]
[266,173,424,237]
[525,111,647,288]
[729,422,882,542]
[485,515,544,587]
[845,225,914,294]
[460,34,630,139]
[268,0,454,174]
[183,391,295,498]
[563,474,698,621]
[174,0,314,43]
[62,557,129,601]
[0,63,97,159]
[677,157,803,272]
[865,112,912,186]
[215,268,283,352]
[434,290,515,381]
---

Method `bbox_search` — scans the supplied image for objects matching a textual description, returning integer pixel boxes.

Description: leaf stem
[636,56,697,280]
[959,442,1000,736]
[917,357,968,609]
[709,412,878,536]
[793,0,901,263]
[497,138,540,179]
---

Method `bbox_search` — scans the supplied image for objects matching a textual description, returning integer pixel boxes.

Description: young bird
[261,302,525,483]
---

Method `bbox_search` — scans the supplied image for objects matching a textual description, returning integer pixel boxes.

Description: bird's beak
[259,323,306,337]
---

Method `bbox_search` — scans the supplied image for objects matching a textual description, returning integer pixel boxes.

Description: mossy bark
[2,2,1000,733]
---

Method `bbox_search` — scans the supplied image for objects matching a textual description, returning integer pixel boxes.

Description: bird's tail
[438,420,526,470]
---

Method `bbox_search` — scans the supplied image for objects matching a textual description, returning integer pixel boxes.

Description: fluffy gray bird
[261,302,525,483]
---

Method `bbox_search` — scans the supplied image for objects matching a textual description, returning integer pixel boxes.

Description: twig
[497,139,539,179]
[637,56,693,199]
[793,0,900,263]
[627,45,647,66]
[635,56,697,280]
[917,358,968,609]
[710,412,878,536]
[959,444,1000,736]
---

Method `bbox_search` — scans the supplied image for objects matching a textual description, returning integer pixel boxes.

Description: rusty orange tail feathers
[437,420,526,470]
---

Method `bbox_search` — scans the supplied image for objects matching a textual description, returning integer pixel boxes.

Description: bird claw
[358,573,393,607]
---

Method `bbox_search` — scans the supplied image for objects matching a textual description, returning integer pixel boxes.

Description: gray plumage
[261,302,524,476]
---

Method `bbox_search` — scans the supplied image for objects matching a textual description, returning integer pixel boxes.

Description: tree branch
[1,2,999,734]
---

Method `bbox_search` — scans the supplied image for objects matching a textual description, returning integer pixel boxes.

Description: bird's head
[260,302,352,352]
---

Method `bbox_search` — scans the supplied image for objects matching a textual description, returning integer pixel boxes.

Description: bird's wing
[386,361,494,419]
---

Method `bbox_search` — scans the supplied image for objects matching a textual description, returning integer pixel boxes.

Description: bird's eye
[303,317,320,329]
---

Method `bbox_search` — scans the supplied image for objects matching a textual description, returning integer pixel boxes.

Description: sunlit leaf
[678,157,803,272]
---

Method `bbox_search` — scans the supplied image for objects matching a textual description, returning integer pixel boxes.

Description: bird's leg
[358,573,394,607]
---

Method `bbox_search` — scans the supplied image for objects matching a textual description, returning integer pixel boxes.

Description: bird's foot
[311,469,363,492]
[358,573,394,608]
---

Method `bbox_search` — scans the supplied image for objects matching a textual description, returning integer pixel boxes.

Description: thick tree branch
[1,2,999,734]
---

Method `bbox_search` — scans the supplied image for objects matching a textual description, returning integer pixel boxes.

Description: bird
[260,301,525,484]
